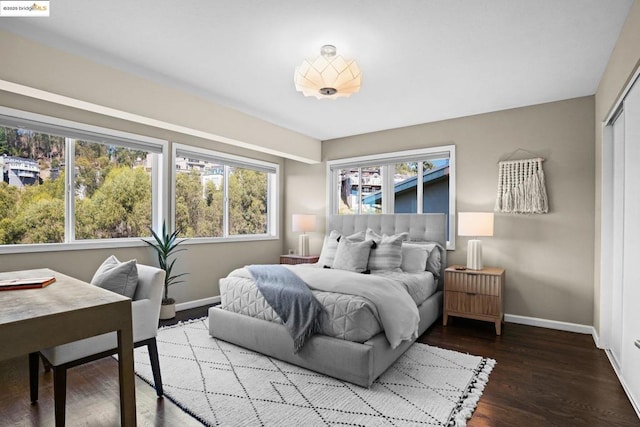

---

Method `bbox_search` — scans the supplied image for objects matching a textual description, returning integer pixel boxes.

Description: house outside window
[0,107,165,249]
[327,145,456,249]
[173,143,278,240]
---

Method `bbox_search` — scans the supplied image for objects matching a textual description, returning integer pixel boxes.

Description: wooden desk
[0,268,136,426]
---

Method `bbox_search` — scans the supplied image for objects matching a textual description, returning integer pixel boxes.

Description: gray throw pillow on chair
[91,255,138,298]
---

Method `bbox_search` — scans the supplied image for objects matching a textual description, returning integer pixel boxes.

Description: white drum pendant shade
[294,45,361,100]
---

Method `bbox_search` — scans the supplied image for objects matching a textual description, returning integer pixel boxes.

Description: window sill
[0,235,279,254]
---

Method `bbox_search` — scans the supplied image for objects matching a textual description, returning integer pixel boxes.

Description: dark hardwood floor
[420,318,639,427]
[1,306,637,426]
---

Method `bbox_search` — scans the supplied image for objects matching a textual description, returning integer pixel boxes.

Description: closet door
[622,79,640,403]
[611,111,625,367]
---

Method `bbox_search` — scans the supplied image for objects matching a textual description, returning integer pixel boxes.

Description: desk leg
[117,321,137,426]
[29,352,39,403]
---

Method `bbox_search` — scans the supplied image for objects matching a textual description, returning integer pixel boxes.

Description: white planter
[159,303,176,320]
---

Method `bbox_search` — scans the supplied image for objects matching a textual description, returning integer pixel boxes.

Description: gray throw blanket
[247,265,324,353]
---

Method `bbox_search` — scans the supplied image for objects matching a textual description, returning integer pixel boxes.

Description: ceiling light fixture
[294,45,361,100]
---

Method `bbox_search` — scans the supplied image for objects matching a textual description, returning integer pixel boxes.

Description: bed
[208,213,447,387]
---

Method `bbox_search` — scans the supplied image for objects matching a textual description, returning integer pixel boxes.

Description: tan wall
[286,97,596,325]
[593,0,640,334]
[283,160,327,254]
[0,30,320,163]
[0,32,302,304]
[0,241,282,304]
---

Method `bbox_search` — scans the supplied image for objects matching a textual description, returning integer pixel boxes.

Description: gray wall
[285,96,596,326]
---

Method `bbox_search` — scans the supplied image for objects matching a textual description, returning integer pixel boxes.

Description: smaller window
[327,145,456,249]
[172,144,278,240]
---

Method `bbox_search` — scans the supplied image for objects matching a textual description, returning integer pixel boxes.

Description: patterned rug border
[139,318,212,426]
[138,317,496,426]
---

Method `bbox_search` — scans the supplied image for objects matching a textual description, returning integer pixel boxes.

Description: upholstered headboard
[327,213,448,280]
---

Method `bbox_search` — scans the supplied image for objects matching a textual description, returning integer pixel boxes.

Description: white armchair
[29,264,166,425]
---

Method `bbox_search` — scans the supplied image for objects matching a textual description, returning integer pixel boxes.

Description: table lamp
[458,212,494,270]
[292,214,316,256]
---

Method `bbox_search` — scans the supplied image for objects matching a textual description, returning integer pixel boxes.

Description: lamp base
[466,239,484,270]
[298,234,310,257]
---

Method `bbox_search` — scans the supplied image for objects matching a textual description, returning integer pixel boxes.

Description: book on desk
[0,276,56,291]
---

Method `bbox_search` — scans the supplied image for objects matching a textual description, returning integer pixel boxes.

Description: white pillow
[318,230,365,267]
[332,238,375,273]
[365,229,408,270]
[401,243,433,273]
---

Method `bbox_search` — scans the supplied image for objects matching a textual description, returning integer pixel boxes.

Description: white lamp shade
[294,45,361,100]
[458,212,494,237]
[292,214,316,233]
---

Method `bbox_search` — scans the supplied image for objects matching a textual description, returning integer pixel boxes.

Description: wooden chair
[29,264,166,425]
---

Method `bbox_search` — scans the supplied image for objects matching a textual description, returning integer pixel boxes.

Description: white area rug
[134,318,495,426]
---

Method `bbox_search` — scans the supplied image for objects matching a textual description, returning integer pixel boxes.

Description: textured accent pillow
[91,255,138,298]
[401,243,432,273]
[365,229,408,270]
[426,245,443,278]
[332,238,375,273]
[318,230,366,267]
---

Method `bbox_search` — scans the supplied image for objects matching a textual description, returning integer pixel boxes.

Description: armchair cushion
[91,255,138,299]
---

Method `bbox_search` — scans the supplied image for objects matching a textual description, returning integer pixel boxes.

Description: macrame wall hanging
[494,157,549,214]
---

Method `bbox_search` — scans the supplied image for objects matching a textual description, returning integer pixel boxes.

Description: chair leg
[53,366,67,427]
[29,352,39,403]
[147,338,163,397]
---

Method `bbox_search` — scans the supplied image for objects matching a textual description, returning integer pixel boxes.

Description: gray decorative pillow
[332,238,375,273]
[91,255,138,298]
[366,229,408,270]
[401,243,432,273]
[318,230,366,267]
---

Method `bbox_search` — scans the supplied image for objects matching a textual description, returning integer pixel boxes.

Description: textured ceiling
[0,0,633,140]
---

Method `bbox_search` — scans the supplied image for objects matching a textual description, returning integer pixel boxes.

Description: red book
[0,276,56,291]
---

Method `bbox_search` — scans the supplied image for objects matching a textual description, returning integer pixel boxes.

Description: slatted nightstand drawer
[445,291,501,316]
[445,270,503,296]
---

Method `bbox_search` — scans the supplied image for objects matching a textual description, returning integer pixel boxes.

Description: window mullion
[417,161,424,214]
[223,165,230,237]
[152,153,161,233]
[66,138,75,242]
[382,165,393,213]
[357,167,362,214]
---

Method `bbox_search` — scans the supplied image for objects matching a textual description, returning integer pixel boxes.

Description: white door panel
[622,79,640,405]
[611,111,625,366]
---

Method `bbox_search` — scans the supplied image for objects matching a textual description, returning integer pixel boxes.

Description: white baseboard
[604,349,640,419]
[504,313,594,335]
[175,296,220,312]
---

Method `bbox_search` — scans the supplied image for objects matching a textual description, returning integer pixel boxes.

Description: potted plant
[143,221,188,320]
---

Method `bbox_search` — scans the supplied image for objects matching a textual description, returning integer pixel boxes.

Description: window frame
[171,143,278,243]
[0,106,168,254]
[326,145,456,249]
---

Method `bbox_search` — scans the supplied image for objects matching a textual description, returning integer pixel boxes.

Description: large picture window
[327,145,456,248]
[173,144,277,240]
[0,107,165,249]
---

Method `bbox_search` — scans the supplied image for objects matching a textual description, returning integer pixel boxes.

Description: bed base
[208,290,442,388]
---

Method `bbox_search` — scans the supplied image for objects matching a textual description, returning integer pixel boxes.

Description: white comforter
[228,264,420,349]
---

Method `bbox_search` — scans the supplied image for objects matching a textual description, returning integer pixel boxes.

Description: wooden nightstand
[443,265,505,335]
[279,254,319,265]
